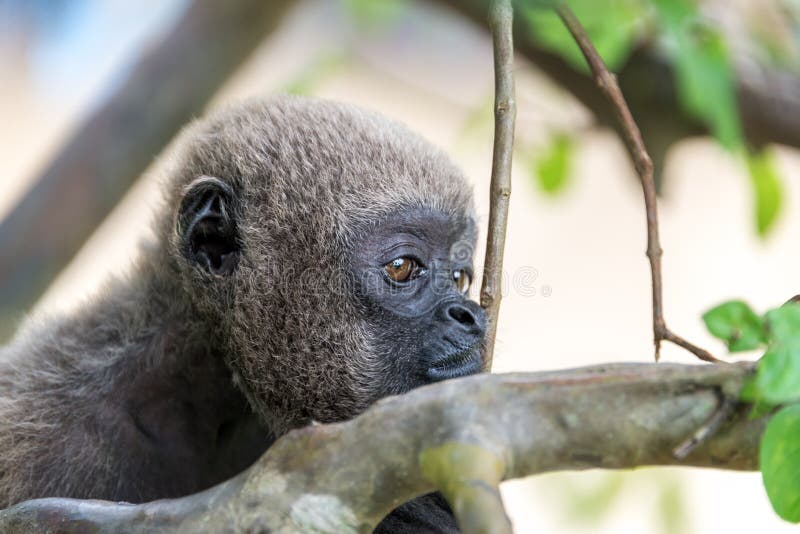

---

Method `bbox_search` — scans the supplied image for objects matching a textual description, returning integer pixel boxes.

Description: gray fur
[0,96,475,512]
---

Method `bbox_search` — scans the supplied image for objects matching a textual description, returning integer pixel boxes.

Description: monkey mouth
[426,344,483,381]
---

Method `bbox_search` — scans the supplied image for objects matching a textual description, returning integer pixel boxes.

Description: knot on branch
[635,154,655,178]
[495,99,516,116]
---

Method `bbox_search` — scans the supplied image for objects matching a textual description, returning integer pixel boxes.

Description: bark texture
[0,362,763,533]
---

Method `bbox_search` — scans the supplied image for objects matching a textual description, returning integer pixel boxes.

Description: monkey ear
[176,176,240,276]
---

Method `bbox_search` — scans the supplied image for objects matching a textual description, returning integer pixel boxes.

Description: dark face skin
[349,208,486,395]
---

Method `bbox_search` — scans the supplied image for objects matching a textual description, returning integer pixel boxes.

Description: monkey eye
[384,257,423,283]
[453,269,471,295]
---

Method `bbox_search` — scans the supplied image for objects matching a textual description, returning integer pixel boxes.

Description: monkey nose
[442,301,485,337]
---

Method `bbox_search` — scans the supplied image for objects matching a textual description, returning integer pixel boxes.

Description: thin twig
[673,395,738,459]
[555,5,719,364]
[481,0,517,371]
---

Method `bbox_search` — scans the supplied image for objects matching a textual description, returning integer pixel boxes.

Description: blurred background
[1,0,799,531]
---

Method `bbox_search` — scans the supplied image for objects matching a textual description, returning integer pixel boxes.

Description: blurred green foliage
[282,53,348,96]
[655,477,689,534]
[532,470,689,533]
[531,133,575,195]
[651,0,742,150]
[555,472,626,522]
[342,0,408,28]
[522,0,643,71]
[519,0,789,236]
[746,148,784,237]
[521,0,744,150]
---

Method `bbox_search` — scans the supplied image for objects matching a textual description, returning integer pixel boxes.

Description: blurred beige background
[2,0,799,532]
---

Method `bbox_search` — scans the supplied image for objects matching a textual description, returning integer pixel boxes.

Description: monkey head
[164,96,485,433]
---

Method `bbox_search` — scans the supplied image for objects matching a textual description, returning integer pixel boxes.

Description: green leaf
[281,54,346,96]
[343,0,407,28]
[702,300,766,352]
[765,304,800,346]
[656,477,689,534]
[554,473,625,523]
[733,303,800,407]
[651,0,743,150]
[740,375,776,418]
[521,0,643,72]
[746,149,784,237]
[649,0,692,26]
[740,375,759,402]
[755,345,800,405]
[760,404,800,522]
[532,134,575,195]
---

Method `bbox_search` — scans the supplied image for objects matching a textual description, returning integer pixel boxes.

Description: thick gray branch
[0,362,763,533]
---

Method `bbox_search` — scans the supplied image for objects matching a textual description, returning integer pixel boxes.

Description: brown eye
[384,257,418,282]
[453,269,471,295]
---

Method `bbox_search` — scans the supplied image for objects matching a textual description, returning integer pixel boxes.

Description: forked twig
[481,0,517,371]
[556,5,719,364]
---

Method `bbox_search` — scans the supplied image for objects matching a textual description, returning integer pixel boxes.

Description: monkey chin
[424,343,484,381]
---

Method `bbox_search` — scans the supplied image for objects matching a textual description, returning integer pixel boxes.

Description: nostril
[447,304,476,326]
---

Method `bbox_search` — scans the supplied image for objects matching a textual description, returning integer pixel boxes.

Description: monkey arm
[375,492,459,533]
[0,311,272,507]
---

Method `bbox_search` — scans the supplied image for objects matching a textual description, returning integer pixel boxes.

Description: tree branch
[436,0,800,184]
[0,362,762,533]
[0,0,294,340]
[481,0,517,371]
[555,5,718,364]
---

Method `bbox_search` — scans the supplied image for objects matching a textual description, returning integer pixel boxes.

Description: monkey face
[348,207,485,396]
[168,96,481,432]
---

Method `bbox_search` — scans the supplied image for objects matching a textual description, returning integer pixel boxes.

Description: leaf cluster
[522,0,786,236]
[703,300,800,521]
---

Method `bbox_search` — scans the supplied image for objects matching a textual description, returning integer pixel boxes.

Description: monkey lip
[426,345,482,381]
